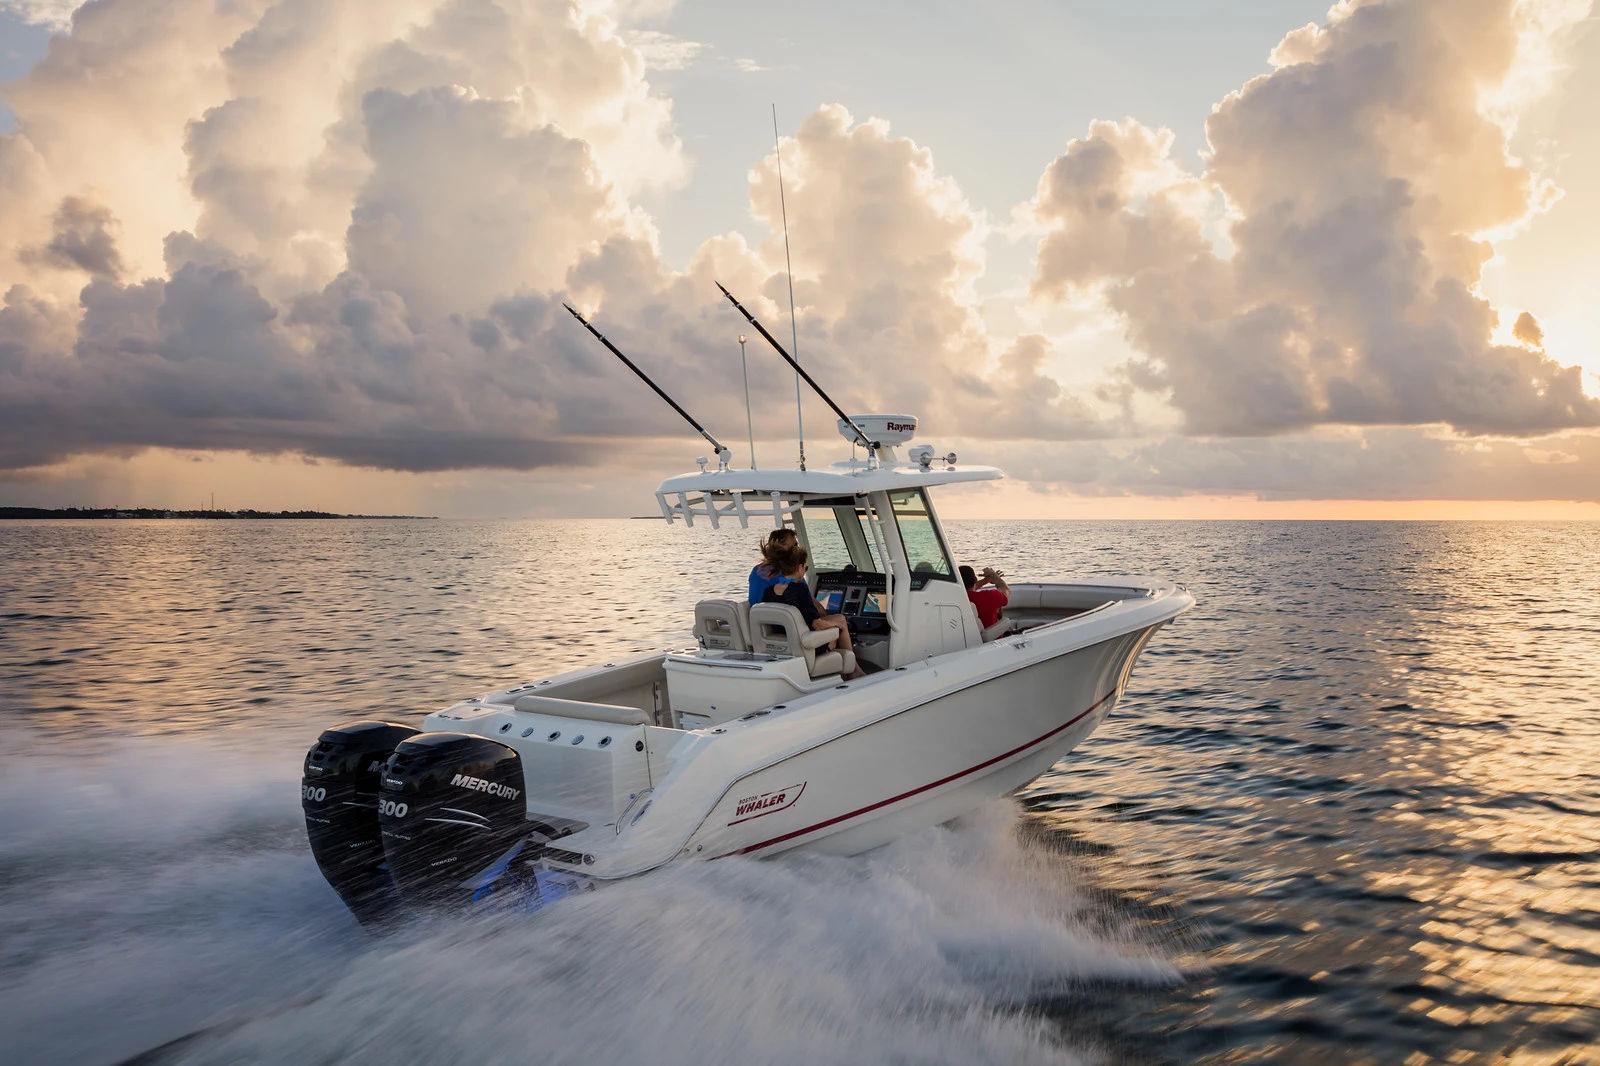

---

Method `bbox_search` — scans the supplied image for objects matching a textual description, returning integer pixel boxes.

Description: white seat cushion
[695,598,752,651]
[981,617,1017,642]
[749,603,848,679]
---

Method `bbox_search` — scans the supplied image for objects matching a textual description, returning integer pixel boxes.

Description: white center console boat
[301,300,1194,923]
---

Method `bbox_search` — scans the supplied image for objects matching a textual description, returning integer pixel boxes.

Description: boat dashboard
[814,569,891,636]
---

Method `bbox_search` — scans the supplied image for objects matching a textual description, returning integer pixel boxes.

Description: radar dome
[837,414,917,447]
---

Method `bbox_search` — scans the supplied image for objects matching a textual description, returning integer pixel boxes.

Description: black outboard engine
[379,733,535,909]
[302,720,419,924]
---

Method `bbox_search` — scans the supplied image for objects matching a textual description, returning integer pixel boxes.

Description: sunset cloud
[0,0,693,471]
[0,1,79,30]
[0,0,1596,508]
[20,195,123,278]
[1025,0,1598,438]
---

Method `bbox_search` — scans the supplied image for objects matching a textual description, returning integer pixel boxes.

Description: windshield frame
[793,496,887,576]
[887,488,957,586]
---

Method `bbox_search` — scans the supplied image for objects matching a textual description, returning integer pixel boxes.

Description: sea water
[0,519,1595,1063]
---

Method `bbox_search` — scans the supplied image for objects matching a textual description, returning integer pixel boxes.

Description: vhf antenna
[715,282,881,462]
[562,303,732,470]
[772,104,806,471]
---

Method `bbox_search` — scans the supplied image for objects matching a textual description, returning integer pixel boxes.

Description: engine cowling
[302,720,419,924]
[378,732,534,909]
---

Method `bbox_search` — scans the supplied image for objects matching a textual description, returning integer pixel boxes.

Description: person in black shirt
[762,540,864,679]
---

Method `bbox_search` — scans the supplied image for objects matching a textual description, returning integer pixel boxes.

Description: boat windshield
[890,489,955,583]
[795,498,886,574]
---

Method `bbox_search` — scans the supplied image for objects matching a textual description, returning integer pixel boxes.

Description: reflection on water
[0,518,1596,1063]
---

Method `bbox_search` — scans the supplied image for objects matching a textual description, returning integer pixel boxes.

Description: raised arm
[982,567,1010,598]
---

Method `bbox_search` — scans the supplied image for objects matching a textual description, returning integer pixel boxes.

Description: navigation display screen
[863,592,888,615]
[821,590,843,612]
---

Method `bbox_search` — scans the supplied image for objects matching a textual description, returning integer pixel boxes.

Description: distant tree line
[0,507,432,520]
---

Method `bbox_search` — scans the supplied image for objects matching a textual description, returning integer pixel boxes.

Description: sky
[0,0,1596,519]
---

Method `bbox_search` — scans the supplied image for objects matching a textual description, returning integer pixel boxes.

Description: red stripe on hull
[732,687,1118,857]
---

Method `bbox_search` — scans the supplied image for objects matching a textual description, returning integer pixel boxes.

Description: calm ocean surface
[1,519,1596,1065]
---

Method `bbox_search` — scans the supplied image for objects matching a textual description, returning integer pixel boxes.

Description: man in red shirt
[960,564,1010,629]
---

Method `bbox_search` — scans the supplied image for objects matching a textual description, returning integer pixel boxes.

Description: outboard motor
[379,733,535,909]
[302,720,419,924]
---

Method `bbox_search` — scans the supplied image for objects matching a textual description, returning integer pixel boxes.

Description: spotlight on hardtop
[908,444,958,470]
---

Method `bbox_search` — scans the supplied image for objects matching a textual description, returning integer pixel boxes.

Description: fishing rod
[714,282,880,457]
[561,302,731,468]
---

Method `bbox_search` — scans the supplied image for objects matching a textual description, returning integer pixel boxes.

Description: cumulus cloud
[626,29,704,71]
[1512,310,1545,347]
[563,103,1114,445]
[679,103,1118,443]
[740,105,987,418]
[0,0,708,473]
[3,0,1047,477]
[0,1,81,30]
[0,0,1595,510]
[1025,0,1599,438]
[0,0,253,290]
[20,196,123,277]
[346,85,626,314]
[949,334,1110,441]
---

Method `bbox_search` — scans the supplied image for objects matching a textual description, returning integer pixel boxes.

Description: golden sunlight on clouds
[0,0,1595,517]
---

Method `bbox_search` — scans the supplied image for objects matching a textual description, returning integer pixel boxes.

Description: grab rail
[509,694,651,726]
[863,497,898,632]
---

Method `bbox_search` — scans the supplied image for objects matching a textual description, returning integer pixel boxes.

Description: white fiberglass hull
[541,578,1192,880]
[691,627,1154,862]
[302,578,1191,922]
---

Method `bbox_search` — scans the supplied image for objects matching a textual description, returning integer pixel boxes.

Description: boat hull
[686,625,1159,861]
[302,578,1191,919]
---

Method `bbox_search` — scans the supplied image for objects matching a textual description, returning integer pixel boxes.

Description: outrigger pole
[715,282,881,458]
[771,104,806,472]
[562,302,731,466]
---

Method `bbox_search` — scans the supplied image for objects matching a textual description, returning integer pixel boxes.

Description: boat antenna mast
[562,303,732,470]
[738,333,757,469]
[715,282,882,464]
[772,104,806,471]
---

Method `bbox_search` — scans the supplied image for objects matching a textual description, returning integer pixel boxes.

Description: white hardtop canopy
[654,458,1002,528]
[649,412,1001,527]
[658,461,1002,497]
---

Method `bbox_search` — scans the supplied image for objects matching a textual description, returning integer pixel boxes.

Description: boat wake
[0,734,1177,1065]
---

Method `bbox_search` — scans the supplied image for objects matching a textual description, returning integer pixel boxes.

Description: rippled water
[1,519,1596,1064]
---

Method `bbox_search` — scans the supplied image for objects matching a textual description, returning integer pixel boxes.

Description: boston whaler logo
[451,773,520,801]
[728,782,806,826]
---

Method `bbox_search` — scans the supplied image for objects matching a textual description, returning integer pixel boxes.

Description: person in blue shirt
[761,540,863,679]
[749,528,800,605]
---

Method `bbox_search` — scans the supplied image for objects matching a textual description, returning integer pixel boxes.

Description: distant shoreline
[0,507,435,520]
